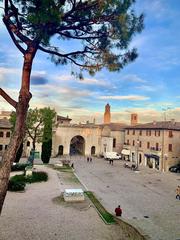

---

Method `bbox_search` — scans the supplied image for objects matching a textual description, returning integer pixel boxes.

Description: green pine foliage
[3,0,144,77]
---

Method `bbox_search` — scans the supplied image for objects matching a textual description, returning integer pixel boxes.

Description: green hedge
[8,171,48,192]
[85,191,116,224]
[11,163,29,172]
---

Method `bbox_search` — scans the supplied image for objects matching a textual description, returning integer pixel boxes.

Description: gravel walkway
[0,165,128,240]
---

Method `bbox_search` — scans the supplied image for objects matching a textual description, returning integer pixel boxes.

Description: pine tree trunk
[0,48,36,214]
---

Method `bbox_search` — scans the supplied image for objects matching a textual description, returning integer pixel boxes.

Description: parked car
[169,164,180,173]
[103,152,121,160]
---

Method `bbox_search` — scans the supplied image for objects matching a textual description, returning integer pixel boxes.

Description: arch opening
[70,136,85,155]
[58,145,64,156]
[91,146,96,155]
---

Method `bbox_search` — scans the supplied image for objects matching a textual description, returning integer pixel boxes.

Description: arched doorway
[91,146,96,155]
[70,136,85,155]
[139,153,142,164]
[58,145,64,156]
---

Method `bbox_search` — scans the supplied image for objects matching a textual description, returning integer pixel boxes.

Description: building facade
[0,119,12,156]
[124,120,180,171]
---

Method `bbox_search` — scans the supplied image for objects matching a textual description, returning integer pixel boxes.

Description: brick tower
[104,103,111,124]
[131,113,138,125]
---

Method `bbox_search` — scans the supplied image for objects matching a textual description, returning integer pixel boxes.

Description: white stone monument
[63,189,85,202]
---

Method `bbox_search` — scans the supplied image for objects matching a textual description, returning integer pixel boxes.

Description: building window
[139,130,142,136]
[6,132,10,138]
[0,145,3,151]
[156,143,159,151]
[127,130,129,135]
[0,132,3,138]
[133,130,135,135]
[155,130,157,136]
[27,141,30,147]
[113,138,116,148]
[127,139,129,145]
[158,131,160,136]
[168,144,172,152]
[147,142,150,149]
[169,131,173,138]
[5,145,8,150]
[139,141,142,147]
[146,130,151,136]
[133,140,135,146]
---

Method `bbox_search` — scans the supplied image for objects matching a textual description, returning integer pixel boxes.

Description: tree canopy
[2,0,144,76]
[10,107,56,150]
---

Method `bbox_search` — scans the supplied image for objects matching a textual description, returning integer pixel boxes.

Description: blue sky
[0,0,180,124]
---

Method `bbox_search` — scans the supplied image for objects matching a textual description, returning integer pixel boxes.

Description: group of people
[87,157,92,163]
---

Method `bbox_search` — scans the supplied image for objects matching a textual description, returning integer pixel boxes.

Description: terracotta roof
[125,121,180,130]
[57,115,72,121]
[0,119,12,129]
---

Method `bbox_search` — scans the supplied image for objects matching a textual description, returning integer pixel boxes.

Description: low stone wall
[115,217,150,240]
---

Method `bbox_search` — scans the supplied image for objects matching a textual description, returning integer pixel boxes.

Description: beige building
[0,118,12,156]
[52,116,127,157]
[124,120,180,171]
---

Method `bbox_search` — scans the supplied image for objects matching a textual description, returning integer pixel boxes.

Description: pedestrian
[71,163,74,169]
[176,186,180,200]
[90,157,92,163]
[115,205,122,216]
[111,159,114,165]
[87,157,89,162]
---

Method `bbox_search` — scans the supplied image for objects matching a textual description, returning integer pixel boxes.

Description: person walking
[87,157,89,163]
[176,186,180,200]
[115,205,122,216]
[90,157,92,163]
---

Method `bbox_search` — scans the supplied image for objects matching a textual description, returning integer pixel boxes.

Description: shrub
[8,175,26,191]
[8,171,48,191]
[11,163,29,172]
[25,171,48,183]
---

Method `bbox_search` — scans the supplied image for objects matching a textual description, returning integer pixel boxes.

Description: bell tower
[131,113,138,125]
[104,103,111,124]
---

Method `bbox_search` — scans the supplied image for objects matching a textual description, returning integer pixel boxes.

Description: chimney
[104,103,111,124]
[131,113,138,125]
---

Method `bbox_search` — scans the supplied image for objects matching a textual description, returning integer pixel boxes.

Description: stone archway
[70,135,85,155]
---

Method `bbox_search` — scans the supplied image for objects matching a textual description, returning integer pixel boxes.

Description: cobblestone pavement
[0,164,128,240]
[66,156,180,240]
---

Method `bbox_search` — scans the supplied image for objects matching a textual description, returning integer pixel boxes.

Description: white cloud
[79,78,109,86]
[135,85,156,92]
[121,74,147,83]
[98,95,150,101]
[0,67,21,75]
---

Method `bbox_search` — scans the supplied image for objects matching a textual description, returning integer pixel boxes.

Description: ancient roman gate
[52,124,103,156]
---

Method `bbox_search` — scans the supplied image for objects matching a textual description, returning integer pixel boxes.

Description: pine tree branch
[0,88,17,109]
